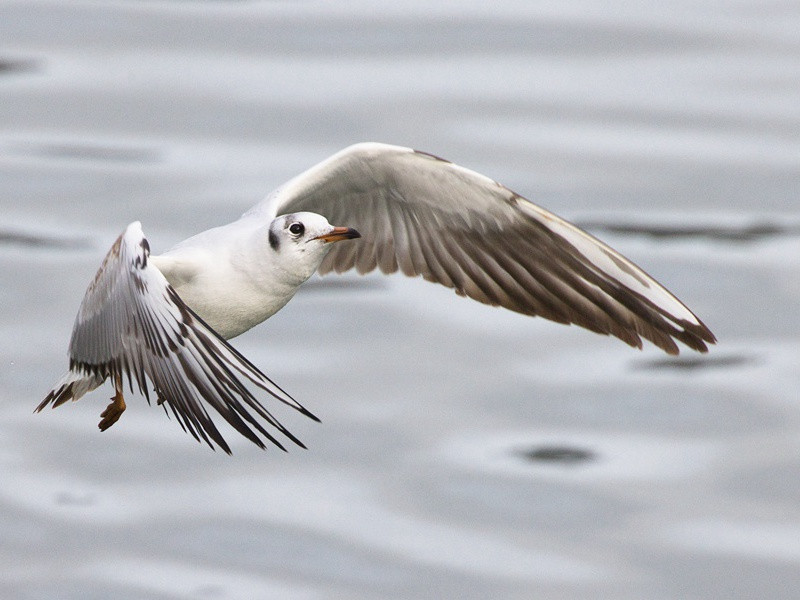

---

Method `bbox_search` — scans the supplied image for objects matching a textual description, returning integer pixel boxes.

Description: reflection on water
[0,229,91,249]
[578,219,800,242]
[517,445,596,465]
[635,354,755,372]
[8,140,162,163]
[0,57,37,74]
[1,1,799,599]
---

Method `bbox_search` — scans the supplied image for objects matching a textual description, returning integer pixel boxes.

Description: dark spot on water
[635,354,754,371]
[577,220,800,243]
[0,230,91,250]
[0,58,37,74]
[517,445,596,465]
[9,141,161,163]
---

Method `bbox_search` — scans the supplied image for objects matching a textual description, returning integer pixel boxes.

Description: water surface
[1,2,798,598]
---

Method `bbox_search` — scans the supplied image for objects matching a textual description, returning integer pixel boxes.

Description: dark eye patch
[268,228,279,250]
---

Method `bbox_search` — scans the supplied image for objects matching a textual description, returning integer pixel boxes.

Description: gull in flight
[38,143,716,453]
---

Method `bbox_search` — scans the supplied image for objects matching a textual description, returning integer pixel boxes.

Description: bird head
[267,212,360,283]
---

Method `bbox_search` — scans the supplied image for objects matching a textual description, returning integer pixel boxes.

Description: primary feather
[37,222,318,454]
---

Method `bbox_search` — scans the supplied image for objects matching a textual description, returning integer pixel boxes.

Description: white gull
[38,143,716,453]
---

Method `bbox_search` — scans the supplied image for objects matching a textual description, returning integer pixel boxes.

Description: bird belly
[170,277,295,340]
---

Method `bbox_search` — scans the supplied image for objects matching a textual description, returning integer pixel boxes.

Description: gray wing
[38,222,317,453]
[254,142,715,354]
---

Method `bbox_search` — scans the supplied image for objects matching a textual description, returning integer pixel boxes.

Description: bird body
[153,220,291,339]
[38,142,716,453]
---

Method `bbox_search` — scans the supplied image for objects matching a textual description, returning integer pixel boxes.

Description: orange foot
[98,390,126,431]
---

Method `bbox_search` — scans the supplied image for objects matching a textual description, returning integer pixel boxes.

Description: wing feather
[38,222,317,453]
[258,143,715,354]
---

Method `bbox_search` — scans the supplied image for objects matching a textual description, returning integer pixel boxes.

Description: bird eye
[289,222,304,236]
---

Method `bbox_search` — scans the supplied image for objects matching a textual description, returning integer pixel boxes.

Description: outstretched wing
[253,143,715,355]
[38,222,318,453]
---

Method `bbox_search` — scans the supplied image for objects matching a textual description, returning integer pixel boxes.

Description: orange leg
[98,372,126,431]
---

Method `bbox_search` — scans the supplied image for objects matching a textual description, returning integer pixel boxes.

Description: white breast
[151,226,299,340]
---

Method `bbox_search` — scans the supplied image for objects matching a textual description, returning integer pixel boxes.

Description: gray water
[1,2,799,598]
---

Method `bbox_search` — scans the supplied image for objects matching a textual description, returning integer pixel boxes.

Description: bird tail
[36,370,106,413]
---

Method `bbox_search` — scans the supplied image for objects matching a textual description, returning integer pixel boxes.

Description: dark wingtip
[677,319,717,354]
[301,406,322,423]
[36,385,71,413]
[210,436,232,455]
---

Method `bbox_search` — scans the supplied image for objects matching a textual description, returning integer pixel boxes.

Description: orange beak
[314,226,361,243]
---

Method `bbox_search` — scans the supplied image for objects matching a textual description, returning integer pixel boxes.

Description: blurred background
[1,1,798,598]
